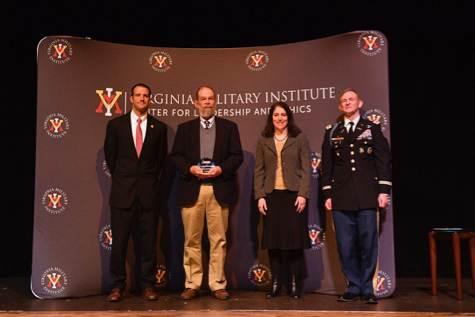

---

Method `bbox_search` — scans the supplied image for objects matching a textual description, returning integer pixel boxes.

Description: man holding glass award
[170,86,243,300]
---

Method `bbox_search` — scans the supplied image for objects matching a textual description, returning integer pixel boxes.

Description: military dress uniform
[321,117,391,296]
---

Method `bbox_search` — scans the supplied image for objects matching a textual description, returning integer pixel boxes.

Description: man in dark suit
[104,83,167,302]
[321,89,392,304]
[170,86,243,300]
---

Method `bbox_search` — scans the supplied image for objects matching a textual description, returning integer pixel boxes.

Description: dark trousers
[110,198,158,291]
[332,209,379,295]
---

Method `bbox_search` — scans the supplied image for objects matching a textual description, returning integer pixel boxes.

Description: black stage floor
[1,278,474,316]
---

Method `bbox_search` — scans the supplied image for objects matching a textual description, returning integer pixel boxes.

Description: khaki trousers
[181,185,229,291]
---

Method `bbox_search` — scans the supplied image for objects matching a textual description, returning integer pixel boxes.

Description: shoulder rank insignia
[326,124,333,130]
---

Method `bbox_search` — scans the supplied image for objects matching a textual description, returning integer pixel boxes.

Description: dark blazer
[254,133,312,200]
[321,118,392,211]
[104,112,168,209]
[170,117,243,206]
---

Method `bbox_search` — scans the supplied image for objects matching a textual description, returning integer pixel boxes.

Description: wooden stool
[429,228,475,300]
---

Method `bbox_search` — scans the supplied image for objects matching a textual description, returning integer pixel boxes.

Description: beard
[199,107,215,119]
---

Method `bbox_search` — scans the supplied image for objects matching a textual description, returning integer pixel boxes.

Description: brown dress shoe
[212,289,229,300]
[181,288,198,300]
[108,288,123,302]
[142,287,158,300]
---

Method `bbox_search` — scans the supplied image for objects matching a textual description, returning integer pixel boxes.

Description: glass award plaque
[198,158,215,173]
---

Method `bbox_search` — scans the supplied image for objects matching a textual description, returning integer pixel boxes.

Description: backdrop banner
[32,31,394,299]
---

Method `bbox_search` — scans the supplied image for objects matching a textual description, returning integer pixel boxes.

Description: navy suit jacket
[170,117,243,206]
[104,112,168,209]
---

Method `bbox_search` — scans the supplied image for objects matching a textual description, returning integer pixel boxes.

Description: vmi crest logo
[364,108,388,132]
[368,114,381,124]
[311,152,322,179]
[155,264,168,289]
[47,38,73,64]
[42,188,68,214]
[99,224,112,251]
[246,50,269,71]
[308,224,324,250]
[376,270,393,297]
[149,51,172,73]
[248,264,272,287]
[95,88,123,116]
[44,113,69,138]
[41,267,68,295]
[357,31,385,57]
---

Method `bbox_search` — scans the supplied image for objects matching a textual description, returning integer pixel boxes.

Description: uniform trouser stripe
[372,209,380,294]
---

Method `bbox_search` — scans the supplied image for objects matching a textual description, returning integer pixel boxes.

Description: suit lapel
[264,136,277,155]
[124,112,137,155]
[337,122,348,141]
[213,118,224,161]
[281,136,296,152]
[192,119,201,163]
[141,116,155,152]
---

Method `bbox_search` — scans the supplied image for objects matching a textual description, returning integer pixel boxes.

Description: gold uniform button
[351,167,356,171]
[351,159,355,163]
[350,144,354,147]
[350,151,354,155]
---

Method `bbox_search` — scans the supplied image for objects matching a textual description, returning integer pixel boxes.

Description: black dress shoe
[266,277,282,299]
[288,276,302,300]
[363,293,378,304]
[338,292,359,302]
